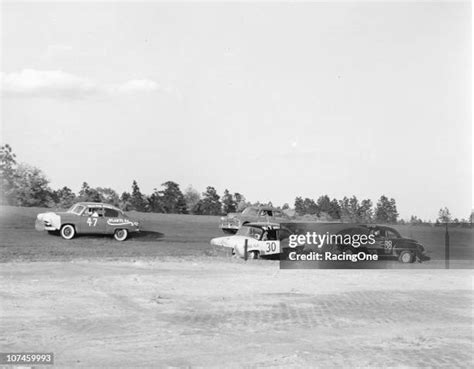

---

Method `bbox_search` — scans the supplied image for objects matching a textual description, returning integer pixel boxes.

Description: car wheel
[399,250,414,263]
[114,229,128,241]
[60,224,75,240]
[248,251,259,259]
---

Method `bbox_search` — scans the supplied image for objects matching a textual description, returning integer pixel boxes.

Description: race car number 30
[265,241,278,253]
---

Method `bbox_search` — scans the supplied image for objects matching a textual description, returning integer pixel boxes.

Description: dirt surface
[1,260,472,368]
[0,206,473,367]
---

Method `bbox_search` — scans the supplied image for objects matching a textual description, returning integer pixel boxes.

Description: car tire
[60,224,75,240]
[114,229,128,241]
[248,251,259,259]
[399,250,414,263]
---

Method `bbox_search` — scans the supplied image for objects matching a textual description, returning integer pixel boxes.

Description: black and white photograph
[0,0,472,367]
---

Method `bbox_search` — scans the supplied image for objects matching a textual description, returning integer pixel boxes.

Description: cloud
[1,69,161,99]
[113,79,158,94]
[1,69,98,98]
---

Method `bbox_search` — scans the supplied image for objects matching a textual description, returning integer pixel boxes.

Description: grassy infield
[0,205,472,263]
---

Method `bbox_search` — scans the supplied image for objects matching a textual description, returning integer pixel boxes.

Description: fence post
[244,239,248,261]
[445,222,450,269]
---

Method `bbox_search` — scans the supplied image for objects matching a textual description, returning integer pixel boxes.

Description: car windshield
[67,204,85,215]
[236,226,263,240]
[386,229,401,238]
[241,208,258,216]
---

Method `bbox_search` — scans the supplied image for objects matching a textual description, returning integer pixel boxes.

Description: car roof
[75,202,122,212]
[368,225,397,231]
[246,206,281,211]
[245,222,284,229]
[246,222,281,226]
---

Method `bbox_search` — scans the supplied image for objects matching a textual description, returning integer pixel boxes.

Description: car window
[265,229,278,241]
[369,227,385,238]
[236,226,263,239]
[69,204,85,215]
[259,210,273,217]
[278,229,291,241]
[242,208,258,216]
[104,208,119,218]
[84,206,104,217]
[349,227,369,236]
[386,230,399,239]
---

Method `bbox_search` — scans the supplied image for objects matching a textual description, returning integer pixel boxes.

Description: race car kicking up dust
[211,222,293,259]
[35,202,140,241]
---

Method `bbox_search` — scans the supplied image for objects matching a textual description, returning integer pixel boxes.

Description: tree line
[1,144,471,224]
[0,144,251,215]
[293,195,398,223]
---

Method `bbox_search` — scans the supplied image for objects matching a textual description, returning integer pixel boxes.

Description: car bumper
[220,224,239,230]
[35,219,58,231]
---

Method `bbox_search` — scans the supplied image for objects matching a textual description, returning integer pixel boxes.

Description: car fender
[36,212,61,231]
[234,239,263,257]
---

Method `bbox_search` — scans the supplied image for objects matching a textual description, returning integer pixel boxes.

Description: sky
[0,0,471,220]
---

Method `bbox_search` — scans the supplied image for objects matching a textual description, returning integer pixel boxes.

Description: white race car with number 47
[35,202,140,241]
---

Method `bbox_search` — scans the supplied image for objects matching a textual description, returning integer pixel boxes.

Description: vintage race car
[219,206,290,234]
[336,225,427,263]
[211,222,293,259]
[35,202,140,241]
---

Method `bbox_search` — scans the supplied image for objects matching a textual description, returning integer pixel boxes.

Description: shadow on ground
[46,230,165,242]
[129,230,165,241]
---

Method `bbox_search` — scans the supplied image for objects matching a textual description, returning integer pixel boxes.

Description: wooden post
[445,222,450,269]
[244,239,248,261]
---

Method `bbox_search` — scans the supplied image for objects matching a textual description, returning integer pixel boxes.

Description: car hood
[397,237,421,244]
[394,237,424,249]
[36,211,64,230]
[224,213,240,218]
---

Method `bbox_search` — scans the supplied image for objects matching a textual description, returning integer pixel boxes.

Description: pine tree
[0,144,17,204]
[375,195,398,223]
[54,186,76,208]
[184,186,201,214]
[159,181,187,213]
[78,182,101,202]
[437,207,452,223]
[294,197,305,215]
[193,186,222,215]
[329,198,341,220]
[222,189,237,214]
[130,180,148,212]
[359,199,373,223]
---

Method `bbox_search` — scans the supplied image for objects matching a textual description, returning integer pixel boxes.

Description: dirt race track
[0,206,473,368]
